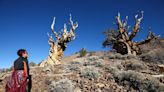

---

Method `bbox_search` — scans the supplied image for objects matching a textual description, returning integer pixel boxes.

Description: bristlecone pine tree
[40,15,78,67]
[103,11,158,56]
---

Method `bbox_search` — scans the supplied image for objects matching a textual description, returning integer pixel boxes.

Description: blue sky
[0,0,164,68]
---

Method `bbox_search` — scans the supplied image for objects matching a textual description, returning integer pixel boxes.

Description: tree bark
[40,15,78,67]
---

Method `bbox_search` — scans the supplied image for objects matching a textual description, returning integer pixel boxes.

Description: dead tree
[40,15,78,67]
[103,11,158,55]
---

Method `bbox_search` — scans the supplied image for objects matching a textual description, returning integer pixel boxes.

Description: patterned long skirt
[6,70,27,92]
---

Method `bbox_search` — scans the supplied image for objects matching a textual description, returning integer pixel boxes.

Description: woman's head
[17,49,28,58]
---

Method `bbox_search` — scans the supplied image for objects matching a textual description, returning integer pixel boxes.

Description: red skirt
[6,70,27,92]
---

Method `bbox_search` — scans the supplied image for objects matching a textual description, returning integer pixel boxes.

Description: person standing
[6,49,31,92]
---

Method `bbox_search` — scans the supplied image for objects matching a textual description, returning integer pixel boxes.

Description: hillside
[0,39,164,92]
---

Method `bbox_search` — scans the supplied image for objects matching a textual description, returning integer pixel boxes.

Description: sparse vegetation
[79,48,87,57]
[87,56,99,61]
[69,61,82,65]
[105,66,119,76]
[81,56,104,67]
[6,67,12,72]
[123,60,147,71]
[95,61,104,67]
[140,49,164,64]
[29,62,37,67]
[89,51,96,56]
[65,61,82,72]
[107,53,136,60]
[106,66,164,92]
[66,64,81,72]
[80,67,100,79]
[50,78,74,92]
[83,59,104,68]
[0,69,5,74]
[116,71,164,92]
[1,50,164,92]
[1,39,164,92]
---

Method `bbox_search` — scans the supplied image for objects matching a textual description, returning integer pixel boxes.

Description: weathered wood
[158,65,164,73]
[103,11,158,55]
[129,11,144,41]
[152,75,164,78]
[40,15,78,67]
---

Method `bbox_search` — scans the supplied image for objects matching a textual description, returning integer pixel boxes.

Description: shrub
[107,53,116,59]
[0,69,5,74]
[83,57,104,67]
[123,60,147,71]
[87,56,99,61]
[105,66,119,77]
[107,53,136,60]
[65,61,82,72]
[79,48,87,57]
[119,71,164,92]
[89,51,96,56]
[50,78,74,92]
[29,62,37,67]
[140,49,164,64]
[69,61,82,66]
[66,65,80,72]
[80,67,100,79]
[95,61,104,67]
[107,68,164,92]
[5,67,12,72]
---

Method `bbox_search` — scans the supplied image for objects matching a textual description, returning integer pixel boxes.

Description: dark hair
[17,49,26,57]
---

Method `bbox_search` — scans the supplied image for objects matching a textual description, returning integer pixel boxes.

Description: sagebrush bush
[95,61,104,67]
[3,67,12,73]
[107,53,136,60]
[140,49,164,64]
[65,61,82,72]
[69,61,82,65]
[105,66,119,77]
[83,57,104,67]
[107,68,164,92]
[123,60,147,71]
[118,70,164,92]
[29,62,37,67]
[50,78,74,92]
[67,65,80,72]
[80,67,100,79]
[87,56,99,61]
[45,79,52,85]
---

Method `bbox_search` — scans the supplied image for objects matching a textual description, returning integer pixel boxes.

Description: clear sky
[0,0,164,68]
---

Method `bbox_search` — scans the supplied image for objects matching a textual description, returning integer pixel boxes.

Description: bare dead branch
[69,14,78,38]
[116,12,123,29]
[137,31,158,45]
[51,17,60,40]
[129,11,144,41]
[123,16,128,28]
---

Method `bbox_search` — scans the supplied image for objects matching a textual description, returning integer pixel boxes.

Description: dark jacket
[14,57,30,76]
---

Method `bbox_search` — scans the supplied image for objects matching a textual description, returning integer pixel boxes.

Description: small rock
[74,87,81,92]
[96,83,105,88]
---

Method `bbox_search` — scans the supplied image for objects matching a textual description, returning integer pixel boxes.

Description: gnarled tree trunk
[40,15,78,67]
[103,11,158,56]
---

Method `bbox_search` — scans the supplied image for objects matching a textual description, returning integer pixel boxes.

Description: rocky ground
[0,39,164,92]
